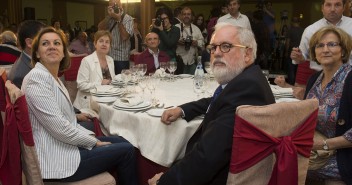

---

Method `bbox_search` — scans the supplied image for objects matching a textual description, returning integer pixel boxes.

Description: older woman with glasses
[21,27,137,184]
[304,26,352,185]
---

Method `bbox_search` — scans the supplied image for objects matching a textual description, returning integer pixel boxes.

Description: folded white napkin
[154,69,162,77]
[95,85,116,93]
[114,74,122,81]
[270,85,293,94]
[120,96,143,107]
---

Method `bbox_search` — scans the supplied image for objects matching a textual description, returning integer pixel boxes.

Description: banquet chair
[0,68,6,124]
[227,99,319,185]
[63,55,85,102]
[4,81,116,185]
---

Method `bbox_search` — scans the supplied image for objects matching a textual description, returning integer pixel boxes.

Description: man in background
[217,0,252,30]
[7,20,45,88]
[69,31,91,55]
[98,0,134,74]
[175,7,204,74]
[0,30,21,65]
[134,32,170,75]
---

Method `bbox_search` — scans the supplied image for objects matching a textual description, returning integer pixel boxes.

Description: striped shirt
[108,14,134,61]
[22,62,97,179]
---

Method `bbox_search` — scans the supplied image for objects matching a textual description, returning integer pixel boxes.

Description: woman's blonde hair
[31,27,71,72]
[309,26,352,64]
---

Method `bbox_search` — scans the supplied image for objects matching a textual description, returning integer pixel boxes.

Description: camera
[184,36,193,51]
[256,0,265,10]
[154,16,163,27]
[112,3,122,14]
[280,10,288,20]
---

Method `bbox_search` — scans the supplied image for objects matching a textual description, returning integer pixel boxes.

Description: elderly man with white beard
[148,23,275,185]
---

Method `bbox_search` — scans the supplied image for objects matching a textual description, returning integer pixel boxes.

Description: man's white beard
[211,58,246,84]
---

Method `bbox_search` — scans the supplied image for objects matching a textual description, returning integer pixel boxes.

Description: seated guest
[21,27,137,184]
[8,20,45,88]
[69,31,91,55]
[135,32,170,75]
[0,30,21,65]
[304,26,352,185]
[74,30,114,109]
[148,23,275,185]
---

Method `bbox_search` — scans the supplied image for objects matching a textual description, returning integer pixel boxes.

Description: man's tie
[212,85,223,102]
[207,85,223,112]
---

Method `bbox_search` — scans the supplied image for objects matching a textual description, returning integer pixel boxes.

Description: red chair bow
[230,109,318,185]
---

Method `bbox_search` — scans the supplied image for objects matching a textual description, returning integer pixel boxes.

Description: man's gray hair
[213,22,257,62]
[0,30,17,44]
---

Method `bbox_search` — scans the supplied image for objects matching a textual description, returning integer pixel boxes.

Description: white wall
[22,0,52,24]
[66,2,94,29]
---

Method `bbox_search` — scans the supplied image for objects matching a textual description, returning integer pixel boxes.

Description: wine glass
[121,69,131,93]
[146,75,157,105]
[193,76,204,98]
[167,61,177,81]
[138,64,147,76]
[138,76,147,99]
[159,62,167,80]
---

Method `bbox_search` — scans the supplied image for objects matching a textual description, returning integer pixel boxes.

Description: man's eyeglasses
[207,43,248,54]
[315,42,340,49]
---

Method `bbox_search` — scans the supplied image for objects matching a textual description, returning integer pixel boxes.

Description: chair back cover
[0,68,6,124]
[227,99,318,185]
[64,56,84,81]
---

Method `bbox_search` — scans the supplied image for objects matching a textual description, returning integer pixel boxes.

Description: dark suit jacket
[158,64,275,185]
[134,49,170,75]
[305,70,352,185]
[7,52,32,88]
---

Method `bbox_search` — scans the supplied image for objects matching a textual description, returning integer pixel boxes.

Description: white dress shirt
[217,13,252,30]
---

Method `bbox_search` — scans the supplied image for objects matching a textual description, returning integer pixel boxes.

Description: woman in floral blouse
[304,26,352,185]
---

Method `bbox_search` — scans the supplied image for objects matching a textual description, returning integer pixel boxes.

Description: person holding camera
[217,0,251,30]
[151,7,180,61]
[175,7,205,74]
[98,0,134,75]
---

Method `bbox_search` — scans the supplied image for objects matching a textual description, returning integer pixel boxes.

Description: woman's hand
[76,113,92,122]
[96,141,111,147]
[101,79,112,85]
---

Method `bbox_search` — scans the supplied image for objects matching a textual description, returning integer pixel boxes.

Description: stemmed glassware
[146,75,157,105]
[138,76,147,99]
[159,62,167,80]
[138,64,147,77]
[193,76,205,98]
[121,69,132,93]
[167,61,177,81]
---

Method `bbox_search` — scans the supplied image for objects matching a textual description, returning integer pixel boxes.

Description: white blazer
[73,51,115,109]
[22,62,97,179]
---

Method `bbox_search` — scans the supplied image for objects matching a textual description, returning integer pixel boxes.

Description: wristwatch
[323,139,329,150]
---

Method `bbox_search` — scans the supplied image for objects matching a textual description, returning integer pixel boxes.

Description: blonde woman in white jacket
[74,30,115,109]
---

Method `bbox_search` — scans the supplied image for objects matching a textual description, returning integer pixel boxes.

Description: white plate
[177,74,193,78]
[276,98,300,103]
[93,96,117,103]
[91,92,124,97]
[146,109,164,117]
[113,104,152,111]
[113,100,151,109]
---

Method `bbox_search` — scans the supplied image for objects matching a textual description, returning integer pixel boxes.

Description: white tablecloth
[96,77,218,167]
